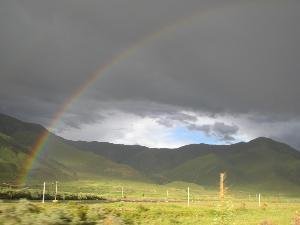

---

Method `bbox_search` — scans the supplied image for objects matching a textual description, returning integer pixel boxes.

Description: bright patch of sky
[172,126,221,145]
[56,111,233,148]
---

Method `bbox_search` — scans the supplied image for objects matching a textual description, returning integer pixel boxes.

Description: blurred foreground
[1,198,300,225]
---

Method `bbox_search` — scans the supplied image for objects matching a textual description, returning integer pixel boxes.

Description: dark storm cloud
[0,0,235,124]
[92,1,300,118]
[1,0,300,148]
[188,122,239,142]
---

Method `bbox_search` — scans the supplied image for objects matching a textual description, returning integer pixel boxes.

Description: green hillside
[0,114,146,184]
[68,137,300,192]
[0,113,44,149]
[68,141,222,175]
[163,139,300,192]
[0,113,300,193]
[35,134,145,181]
[0,132,27,181]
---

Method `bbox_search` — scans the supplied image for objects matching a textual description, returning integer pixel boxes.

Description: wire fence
[1,182,300,205]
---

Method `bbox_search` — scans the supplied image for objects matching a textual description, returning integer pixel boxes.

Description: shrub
[212,199,235,225]
[137,204,149,213]
[261,203,268,211]
[293,212,300,225]
[0,200,121,225]
[0,187,105,201]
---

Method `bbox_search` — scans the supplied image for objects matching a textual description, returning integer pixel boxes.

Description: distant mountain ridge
[0,113,300,193]
[68,137,300,191]
[0,113,146,183]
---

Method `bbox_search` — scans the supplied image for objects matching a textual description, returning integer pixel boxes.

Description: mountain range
[1,113,300,193]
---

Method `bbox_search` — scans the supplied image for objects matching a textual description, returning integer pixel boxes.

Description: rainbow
[17,2,258,184]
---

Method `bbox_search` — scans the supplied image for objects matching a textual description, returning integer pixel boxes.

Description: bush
[0,200,120,225]
[0,188,105,201]
[212,199,235,225]
[137,204,149,213]
[293,212,300,225]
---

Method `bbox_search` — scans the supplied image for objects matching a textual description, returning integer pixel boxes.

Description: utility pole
[220,172,226,200]
[42,182,46,203]
[121,187,124,198]
[258,193,261,207]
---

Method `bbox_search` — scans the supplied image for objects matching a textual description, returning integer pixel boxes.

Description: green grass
[27,179,219,201]
[3,178,300,203]
[1,178,300,224]
[103,201,300,225]
[1,198,300,225]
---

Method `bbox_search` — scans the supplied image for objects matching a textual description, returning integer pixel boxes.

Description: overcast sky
[1,0,300,149]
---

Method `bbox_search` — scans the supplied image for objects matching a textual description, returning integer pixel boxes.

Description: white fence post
[42,182,45,203]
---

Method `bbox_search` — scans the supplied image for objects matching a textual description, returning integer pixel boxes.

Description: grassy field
[1,179,300,224]
[28,179,300,200]
[1,199,300,224]
[1,179,216,201]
